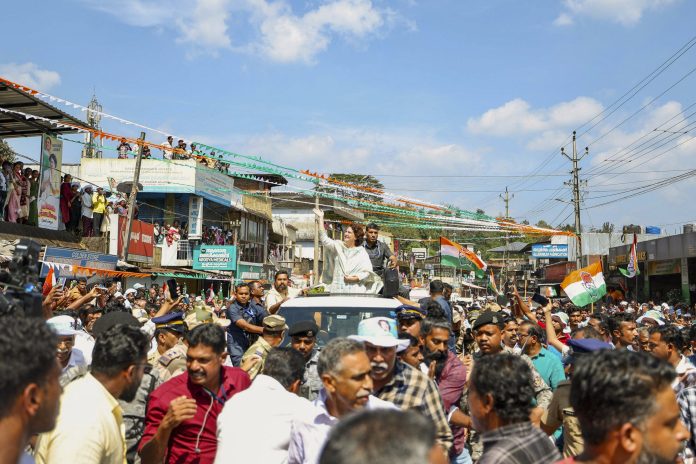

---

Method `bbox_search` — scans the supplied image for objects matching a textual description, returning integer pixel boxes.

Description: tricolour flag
[440,237,487,271]
[488,270,501,295]
[42,266,56,296]
[619,233,640,278]
[561,261,607,307]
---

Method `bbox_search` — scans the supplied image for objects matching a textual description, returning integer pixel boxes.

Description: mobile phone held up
[167,278,179,300]
[531,293,549,307]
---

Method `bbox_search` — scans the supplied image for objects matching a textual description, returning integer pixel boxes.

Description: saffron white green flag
[560,261,607,307]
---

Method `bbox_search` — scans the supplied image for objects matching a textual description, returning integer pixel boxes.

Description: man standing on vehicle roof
[363,222,397,278]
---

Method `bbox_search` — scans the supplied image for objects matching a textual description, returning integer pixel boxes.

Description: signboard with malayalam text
[193,245,237,271]
[532,244,569,259]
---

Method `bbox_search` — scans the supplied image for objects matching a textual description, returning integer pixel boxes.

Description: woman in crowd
[60,174,74,229]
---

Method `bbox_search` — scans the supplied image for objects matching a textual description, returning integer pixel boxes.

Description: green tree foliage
[0,139,16,162]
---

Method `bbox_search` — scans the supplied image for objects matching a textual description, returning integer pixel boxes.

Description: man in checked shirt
[350,316,454,459]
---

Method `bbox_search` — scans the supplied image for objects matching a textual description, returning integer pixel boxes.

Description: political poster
[38,134,62,230]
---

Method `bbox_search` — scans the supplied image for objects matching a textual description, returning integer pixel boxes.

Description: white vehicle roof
[281,296,402,309]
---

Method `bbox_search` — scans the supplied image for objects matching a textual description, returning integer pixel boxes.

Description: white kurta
[320,231,382,294]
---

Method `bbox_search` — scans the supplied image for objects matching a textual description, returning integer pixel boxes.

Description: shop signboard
[532,244,568,259]
[41,247,118,277]
[648,259,681,276]
[193,245,237,271]
[412,248,427,260]
[188,196,203,239]
[38,134,63,230]
[117,217,154,264]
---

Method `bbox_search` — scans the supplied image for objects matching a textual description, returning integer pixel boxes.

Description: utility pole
[313,193,320,286]
[500,186,513,283]
[561,131,588,270]
[121,131,145,261]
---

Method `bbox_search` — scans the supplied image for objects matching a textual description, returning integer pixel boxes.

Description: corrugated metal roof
[0,83,87,138]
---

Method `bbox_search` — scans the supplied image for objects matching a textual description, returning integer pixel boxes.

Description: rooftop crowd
[2,222,695,464]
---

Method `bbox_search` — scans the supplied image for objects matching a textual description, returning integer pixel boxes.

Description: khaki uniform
[155,342,187,384]
[147,349,159,367]
[241,337,273,380]
[299,348,322,401]
[542,380,582,457]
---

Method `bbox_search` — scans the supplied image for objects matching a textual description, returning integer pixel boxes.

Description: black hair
[77,277,87,283]
[649,325,686,351]
[262,347,306,389]
[570,325,602,340]
[429,280,444,294]
[185,323,226,354]
[424,300,445,319]
[607,312,635,334]
[567,305,581,315]
[519,320,545,344]
[571,350,675,446]
[397,331,420,348]
[469,353,534,424]
[688,324,696,343]
[0,316,58,418]
[420,317,452,337]
[91,324,149,377]
[274,270,289,280]
[319,409,435,464]
[442,283,453,291]
[104,300,128,314]
[235,282,250,292]
[365,222,379,231]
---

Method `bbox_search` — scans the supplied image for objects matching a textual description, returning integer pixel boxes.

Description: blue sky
[2,0,696,232]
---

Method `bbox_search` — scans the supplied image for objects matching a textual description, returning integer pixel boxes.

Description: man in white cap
[350,317,453,457]
[47,315,88,386]
[288,337,397,464]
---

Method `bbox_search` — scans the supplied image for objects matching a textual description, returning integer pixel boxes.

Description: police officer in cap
[242,314,287,380]
[151,312,188,384]
[288,320,322,401]
[395,304,427,338]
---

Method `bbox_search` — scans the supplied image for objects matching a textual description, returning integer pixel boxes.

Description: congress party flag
[440,236,487,272]
[561,261,607,307]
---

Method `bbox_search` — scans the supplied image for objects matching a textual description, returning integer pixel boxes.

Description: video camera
[0,239,43,317]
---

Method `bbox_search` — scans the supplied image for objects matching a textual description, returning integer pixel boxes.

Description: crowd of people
[116,136,231,174]
[3,220,696,464]
[0,160,40,224]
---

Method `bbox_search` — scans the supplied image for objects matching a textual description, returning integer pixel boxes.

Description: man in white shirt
[215,347,314,464]
[266,270,301,314]
[161,135,174,160]
[288,338,397,464]
[81,185,94,237]
[35,324,149,464]
[46,316,88,387]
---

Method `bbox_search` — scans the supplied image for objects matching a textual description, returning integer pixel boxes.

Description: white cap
[124,288,136,296]
[133,283,145,290]
[47,315,78,336]
[349,317,410,352]
[620,301,628,306]
[113,291,124,299]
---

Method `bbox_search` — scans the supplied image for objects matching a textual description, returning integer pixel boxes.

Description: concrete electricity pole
[121,131,146,261]
[561,131,588,269]
[500,186,513,282]
[313,193,320,285]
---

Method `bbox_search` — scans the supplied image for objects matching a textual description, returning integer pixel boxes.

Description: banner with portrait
[38,134,63,230]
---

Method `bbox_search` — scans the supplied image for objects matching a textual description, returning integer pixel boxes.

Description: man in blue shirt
[225,283,267,366]
[418,280,455,353]
[518,320,565,390]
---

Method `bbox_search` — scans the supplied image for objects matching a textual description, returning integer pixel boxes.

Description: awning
[0,83,87,138]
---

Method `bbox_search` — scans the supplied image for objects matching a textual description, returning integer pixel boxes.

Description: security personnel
[151,312,188,384]
[241,314,287,380]
[288,320,322,401]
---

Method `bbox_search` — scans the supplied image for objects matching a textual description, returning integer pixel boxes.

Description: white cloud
[466,97,604,139]
[175,0,232,50]
[553,12,574,26]
[83,0,398,62]
[0,62,61,90]
[555,0,679,26]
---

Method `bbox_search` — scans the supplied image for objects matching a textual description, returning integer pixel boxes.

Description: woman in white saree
[314,208,382,294]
